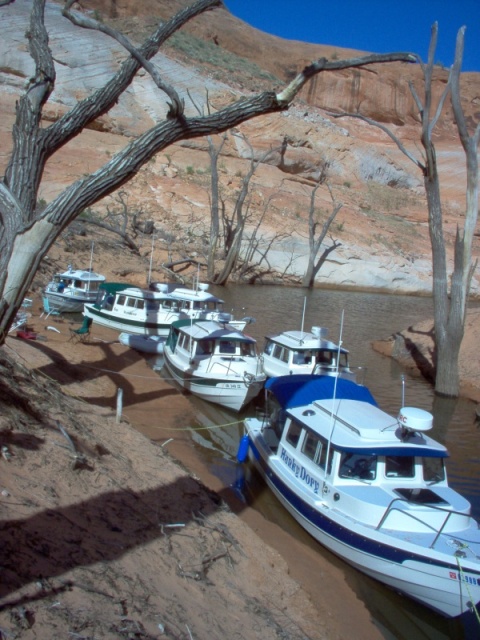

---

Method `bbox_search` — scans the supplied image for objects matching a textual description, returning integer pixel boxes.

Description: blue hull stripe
[249,440,480,576]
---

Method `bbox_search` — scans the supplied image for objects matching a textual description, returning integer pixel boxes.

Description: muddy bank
[0,303,383,639]
[372,308,480,403]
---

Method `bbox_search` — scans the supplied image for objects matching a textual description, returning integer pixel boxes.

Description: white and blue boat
[240,374,480,619]
[43,265,105,313]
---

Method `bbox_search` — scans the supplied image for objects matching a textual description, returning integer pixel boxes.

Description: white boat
[262,326,361,381]
[43,265,106,313]
[163,319,266,412]
[84,283,186,336]
[118,332,166,354]
[150,281,254,331]
[240,374,480,619]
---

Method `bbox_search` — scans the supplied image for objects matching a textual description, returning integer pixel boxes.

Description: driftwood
[162,258,206,271]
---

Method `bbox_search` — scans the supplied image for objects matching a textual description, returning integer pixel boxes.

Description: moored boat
[43,265,105,313]
[84,283,186,336]
[240,374,480,619]
[163,319,266,412]
[150,281,254,331]
[262,326,361,380]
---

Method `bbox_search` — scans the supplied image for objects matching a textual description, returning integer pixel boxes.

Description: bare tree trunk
[0,0,415,341]
[329,25,478,397]
[301,183,342,288]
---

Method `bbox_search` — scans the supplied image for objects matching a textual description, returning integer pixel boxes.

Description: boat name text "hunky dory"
[280,447,320,494]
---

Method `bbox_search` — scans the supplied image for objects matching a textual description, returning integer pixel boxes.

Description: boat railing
[206,357,236,377]
[376,496,470,549]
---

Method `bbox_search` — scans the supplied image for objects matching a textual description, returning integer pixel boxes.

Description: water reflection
[160,285,480,639]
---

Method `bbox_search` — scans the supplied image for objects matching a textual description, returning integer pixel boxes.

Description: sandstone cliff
[1,0,480,295]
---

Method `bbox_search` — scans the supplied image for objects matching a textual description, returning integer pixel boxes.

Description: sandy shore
[1,302,384,639]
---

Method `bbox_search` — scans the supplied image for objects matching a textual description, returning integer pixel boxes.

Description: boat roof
[265,375,376,408]
[269,375,447,458]
[169,288,223,303]
[55,268,105,282]
[265,330,348,354]
[150,282,224,304]
[100,282,171,299]
[171,319,255,343]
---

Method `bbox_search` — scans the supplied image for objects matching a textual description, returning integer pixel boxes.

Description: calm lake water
[158,284,480,640]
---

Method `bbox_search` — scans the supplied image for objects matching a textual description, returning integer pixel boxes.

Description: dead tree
[331,24,479,397]
[301,177,343,288]
[82,191,147,254]
[0,0,416,341]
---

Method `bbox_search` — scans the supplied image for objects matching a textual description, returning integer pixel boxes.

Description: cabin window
[264,340,274,355]
[285,421,303,448]
[136,299,145,310]
[273,345,288,363]
[339,453,377,480]
[385,456,415,478]
[219,340,236,355]
[196,340,213,355]
[240,342,254,357]
[423,457,445,483]
[126,298,136,308]
[302,431,323,463]
[316,350,334,365]
[293,351,312,365]
[117,295,126,306]
[179,334,192,352]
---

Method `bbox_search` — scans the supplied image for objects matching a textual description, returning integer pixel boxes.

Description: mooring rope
[456,555,480,626]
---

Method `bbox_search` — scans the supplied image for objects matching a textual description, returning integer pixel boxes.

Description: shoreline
[4,305,384,640]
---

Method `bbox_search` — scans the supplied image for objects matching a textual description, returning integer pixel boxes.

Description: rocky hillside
[1,0,480,295]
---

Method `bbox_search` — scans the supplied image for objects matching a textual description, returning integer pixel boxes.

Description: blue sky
[224,1,480,72]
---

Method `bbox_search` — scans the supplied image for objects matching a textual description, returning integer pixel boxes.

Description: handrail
[376,497,471,549]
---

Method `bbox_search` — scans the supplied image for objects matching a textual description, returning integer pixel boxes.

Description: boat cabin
[255,375,471,531]
[47,267,105,294]
[262,327,356,379]
[166,319,257,361]
[94,283,180,314]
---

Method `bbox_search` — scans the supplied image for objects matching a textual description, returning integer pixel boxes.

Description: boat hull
[245,432,480,619]
[43,291,97,313]
[84,305,180,336]
[164,354,264,412]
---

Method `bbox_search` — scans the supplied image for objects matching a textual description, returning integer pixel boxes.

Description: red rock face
[89,0,480,133]
[1,0,479,295]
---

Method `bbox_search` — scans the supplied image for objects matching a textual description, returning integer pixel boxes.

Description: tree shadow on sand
[0,475,229,606]
[17,337,178,409]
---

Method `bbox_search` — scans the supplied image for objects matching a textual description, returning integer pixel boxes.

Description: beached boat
[262,326,361,380]
[150,282,254,331]
[84,283,186,336]
[239,374,480,619]
[118,332,166,354]
[43,266,106,313]
[163,319,266,412]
